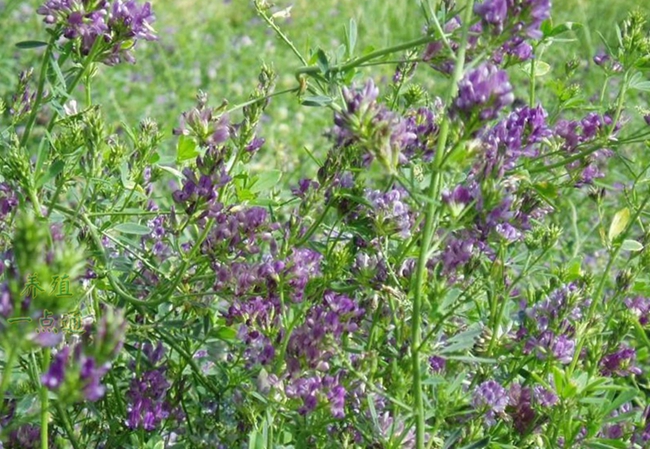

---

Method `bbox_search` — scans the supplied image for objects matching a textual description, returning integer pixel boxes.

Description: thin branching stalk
[411,2,474,447]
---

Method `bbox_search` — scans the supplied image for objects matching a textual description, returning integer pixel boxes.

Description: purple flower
[474,0,508,32]
[473,380,508,425]
[455,63,514,121]
[332,79,416,169]
[507,383,536,433]
[328,385,346,418]
[126,365,183,431]
[428,355,446,373]
[37,0,157,65]
[42,346,71,390]
[625,296,650,325]
[440,233,478,275]
[6,423,43,449]
[600,346,642,377]
[0,183,18,220]
[362,189,413,238]
[79,355,110,401]
[286,292,363,373]
[0,282,13,318]
[593,52,610,66]
[533,385,558,407]
[551,335,575,364]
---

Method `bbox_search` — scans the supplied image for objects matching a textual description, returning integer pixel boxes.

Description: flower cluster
[37,0,157,64]
[600,345,642,377]
[332,79,416,171]
[41,307,126,402]
[454,63,514,122]
[555,112,617,185]
[473,379,509,425]
[520,283,586,364]
[286,291,364,373]
[475,0,551,61]
[126,342,184,431]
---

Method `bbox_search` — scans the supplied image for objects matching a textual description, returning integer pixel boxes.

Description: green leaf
[346,18,357,59]
[620,239,643,251]
[111,223,151,235]
[541,19,554,37]
[248,430,265,449]
[212,326,237,341]
[316,48,329,74]
[251,169,282,193]
[586,440,629,449]
[301,95,333,107]
[48,53,67,92]
[443,355,496,364]
[628,72,650,92]
[442,429,462,449]
[15,40,48,49]
[120,161,136,190]
[458,437,490,449]
[157,165,184,180]
[176,135,199,163]
[36,159,65,189]
[440,326,481,354]
[608,207,630,242]
[520,60,551,77]
[602,389,637,417]
[548,22,583,37]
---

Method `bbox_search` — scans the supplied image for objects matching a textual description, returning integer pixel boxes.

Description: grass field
[2,1,650,447]
[3,0,647,177]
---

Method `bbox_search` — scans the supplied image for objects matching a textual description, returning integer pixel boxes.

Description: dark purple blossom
[37,0,156,65]
[440,233,479,276]
[477,105,551,178]
[42,345,71,390]
[507,383,536,433]
[286,291,364,373]
[428,355,446,373]
[6,423,43,449]
[79,355,111,401]
[0,183,18,220]
[593,52,610,66]
[126,345,183,431]
[332,79,416,169]
[401,106,440,162]
[455,63,514,121]
[600,345,642,377]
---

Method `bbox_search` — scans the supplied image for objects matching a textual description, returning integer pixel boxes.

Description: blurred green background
[1,0,649,179]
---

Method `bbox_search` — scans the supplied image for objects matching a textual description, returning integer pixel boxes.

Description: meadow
[1,0,650,448]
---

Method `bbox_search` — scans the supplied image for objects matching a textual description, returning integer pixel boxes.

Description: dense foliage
[1,0,650,448]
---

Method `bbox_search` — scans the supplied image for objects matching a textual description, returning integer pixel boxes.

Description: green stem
[295,201,332,246]
[41,348,51,449]
[568,192,650,376]
[55,402,81,449]
[410,2,474,448]
[295,33,451,78]
[255,0,307,66]
[20,37,55,148]
[529,53,536,107]
[609,71,629,135]
[0,344,18,414]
